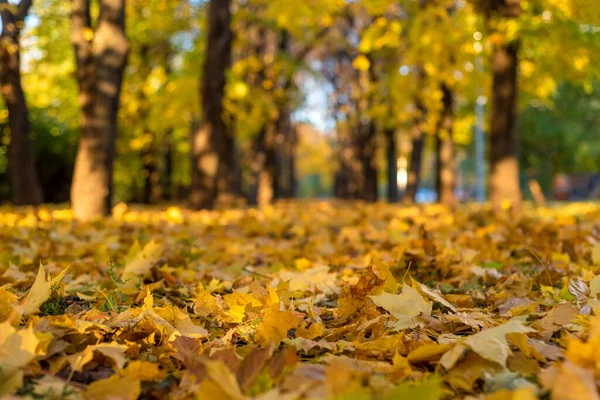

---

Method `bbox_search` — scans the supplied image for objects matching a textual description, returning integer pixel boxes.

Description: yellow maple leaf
[256,303,301,346]
[121,360,165,381]
[121,240,163,286]
[0,288,17,323]
[441,320,534,369]
[84,374,140,400]
[72,342,129,372]
[13,264,68,317]
[592,243,600,265]
[370,283,432,329]
[371,256,399,294]
[0,323,40,396]
[295,321,325,340]
[196,360,246,400]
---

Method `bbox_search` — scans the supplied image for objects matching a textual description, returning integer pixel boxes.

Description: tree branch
[16,0,33,23]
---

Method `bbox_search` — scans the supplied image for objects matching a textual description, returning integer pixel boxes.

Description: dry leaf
[370,283,432,330]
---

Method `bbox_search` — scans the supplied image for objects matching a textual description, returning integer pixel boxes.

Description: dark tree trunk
[335,130,352,199]
[70,0,128,220]
[0,0,43,205]
[490,40,521,213]
[163,129,173,200]
[335,122,377,201]
[404,103,426,204]
[136,45,161,204]
[355,121,377,201]
[287,125,297,198]
[190,0,232,209]
[275,107,297,199]
[249,126,277,206]
[435,85,456,206]
[142,144,161,204]
[216,125,237,202]
[385,128,397,203]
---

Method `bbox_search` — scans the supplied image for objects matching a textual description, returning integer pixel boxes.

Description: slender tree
[404,100,426,204]
[488,0,522,213]
[435,85,456,206]
[190,0,232,210]
[70,0,128,219]
[385,128,398,203]
[247,27,277,207]
[0,0,43,205]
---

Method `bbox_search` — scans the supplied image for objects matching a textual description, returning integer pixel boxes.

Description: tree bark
[335,122,377,201]
[385,128,398,203]
[190,0,232,210]
[0,0,43,205]
[490,40,522,213]
[142,144,161,204]
[274,107,297,199]
[404,103,426,204]
[248,126,277,206]
[285,124,298,198]
[216,125,237,202]
[70,0,128,220]
[135,44,161,204]
[355,121,377,201]
[163,129,173,200]
[334,128,352,199]
[435,85,456,206]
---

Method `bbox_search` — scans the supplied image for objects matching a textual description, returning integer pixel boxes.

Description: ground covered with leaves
[2,201,600,399]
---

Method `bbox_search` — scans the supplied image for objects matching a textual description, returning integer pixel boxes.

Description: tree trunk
[334,122,377,202]
[335,130,352,199]
[70,0,128,220]
[275,107,297,199]
[142,143,161,204]
[0,0,43,205]
[190,0,232,210]
[385,128,397,203]
[249,126,277,206]
[356,121,377,201]
[136,44,161,204]
[435,85,456,206]
[489,40,522,213]
[404,103,426,204]
[287,125,297,198]
[216,125,237,202]
[163,129,173,200]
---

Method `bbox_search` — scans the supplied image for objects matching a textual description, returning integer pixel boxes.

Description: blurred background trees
[0,0,598,218]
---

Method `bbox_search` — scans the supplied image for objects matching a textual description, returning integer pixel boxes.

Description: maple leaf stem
[522,247,554,287]
[242,266,270,279]
[400,261,413,288]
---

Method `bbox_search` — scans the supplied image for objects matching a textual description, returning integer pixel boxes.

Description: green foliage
[0,107,76,203]
[39,291,67,316]
[519,82,600,193]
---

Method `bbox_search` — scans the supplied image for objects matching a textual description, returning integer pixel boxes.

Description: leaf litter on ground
[0,201,600,399]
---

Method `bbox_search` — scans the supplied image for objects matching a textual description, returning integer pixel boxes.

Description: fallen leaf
[592,243,600,265]
[256,303,302,346]
[0,323,40,396]
[121,240,163,285]
[549,361,600,400]
[0,288,17,322]
[383,376,443,400]
[13,264,68,317]
[370,283,432,329]
[197,359,246,400]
